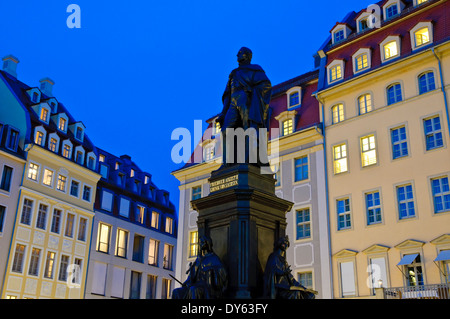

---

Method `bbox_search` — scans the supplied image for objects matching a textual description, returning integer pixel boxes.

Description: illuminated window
[148,238,159,265]
[63,144,71,158]
[330,65,342,82]
[415,27,430,47]
[43,169,54,186]
[332,104,344,124]
[355,54,369,71]
[151,211,159,229]
[189,231,199,258]
[163,244,173,270]
[361,135,377,167]
[358,94,373,115]
[58,117,67,131]
[57,175,67,192]
[40,108,49,122]
[35,131,44,146]
[333,144,348,174]
[165,217,173,234]
[384,41,398,60]
[283,119,293,136]
[97,223,111,253]
[214,121,221,135]
[416,0,428,5]
[27,163,39,181]
[116,229,128,257]
[49,138,57,152]
[137,205,145,224]
[44,251,56,279]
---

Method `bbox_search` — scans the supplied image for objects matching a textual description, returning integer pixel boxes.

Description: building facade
[85,150,177,299]
[315,0,450,298]
[173,69,333,298]
[0,55,177,299]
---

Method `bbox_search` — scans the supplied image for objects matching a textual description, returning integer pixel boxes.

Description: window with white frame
[34,127,46,146]
[365,190,382,225]
[40,107,50,123]
[331,24,351,45]
[58,115,68,132]
[337,198,351,230]
[352,48,371,74]
[49,134,59,153]
[328,60,344,83]
[287,87,301,108]
[333,143,348,174]
[380,36,401,62]
[42,168,54,187]
[358,93,373,115]
[62,140,73,159]
[331,104,344,124]
[27,162,39,181]
[361,135,377,167]
[410,22,433,50]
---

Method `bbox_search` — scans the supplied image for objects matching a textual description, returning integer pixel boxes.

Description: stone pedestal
[191,164,293,298]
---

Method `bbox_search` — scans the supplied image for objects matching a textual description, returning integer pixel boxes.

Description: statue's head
[275,236,290,251]
[199,235,213,253]
[237,47,252,65]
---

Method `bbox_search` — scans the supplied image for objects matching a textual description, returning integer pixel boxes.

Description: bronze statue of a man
[172,236,227,299]
[264,236,317,299]
[217,47,272,165]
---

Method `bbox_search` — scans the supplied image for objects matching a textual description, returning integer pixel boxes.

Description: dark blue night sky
[0,0,371,210]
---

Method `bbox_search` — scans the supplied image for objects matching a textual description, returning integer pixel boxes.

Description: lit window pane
[384,41,398,59]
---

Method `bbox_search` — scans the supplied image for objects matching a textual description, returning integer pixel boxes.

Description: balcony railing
[383,284,450,299]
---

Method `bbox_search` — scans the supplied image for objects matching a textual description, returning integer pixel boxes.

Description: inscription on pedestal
[210,175,238,193]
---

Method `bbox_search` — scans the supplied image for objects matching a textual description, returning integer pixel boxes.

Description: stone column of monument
[191,47,294,298]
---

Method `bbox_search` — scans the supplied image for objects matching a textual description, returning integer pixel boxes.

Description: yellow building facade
[316,0,450,298]
[2,144,100,299]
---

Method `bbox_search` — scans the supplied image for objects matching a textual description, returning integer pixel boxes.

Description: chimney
[39,77,55,97]
[2,55,20,78]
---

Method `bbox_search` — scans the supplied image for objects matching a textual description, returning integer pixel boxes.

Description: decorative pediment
[430,234,450,245]
[363,244,390,254]
[334,248,358,258]
[395,239,425,250]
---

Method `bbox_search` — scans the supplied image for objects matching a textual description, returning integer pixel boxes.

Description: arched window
[418,71,436,95]
[387,83,402,105]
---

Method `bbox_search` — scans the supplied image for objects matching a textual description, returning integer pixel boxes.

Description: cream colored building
[315,0,450,298]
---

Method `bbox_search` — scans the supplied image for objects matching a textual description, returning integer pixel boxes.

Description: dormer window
[34,126,46,147]
[286,87,302,109]
[32,92,40,103]
[327,60,345,83]
[62,140,73,159]
[275,110,297,138]
[27,88,41,104]
[40,107,49,123]
[69,122,85,142]
[59,117,66,131]
[383,0,405,21]
[76,127,83,140]
[87,152,96,170]
[386,4,398,19]
[46,98,58,113]
[414,0,428,6]
[380,36,401,63]
[330,23,352,45]
[352,48,372,74]
[74,146,85,165]
[410,22,433,50]
[334,30,345,43]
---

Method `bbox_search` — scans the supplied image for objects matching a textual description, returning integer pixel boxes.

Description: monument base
[192,164,293,298]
